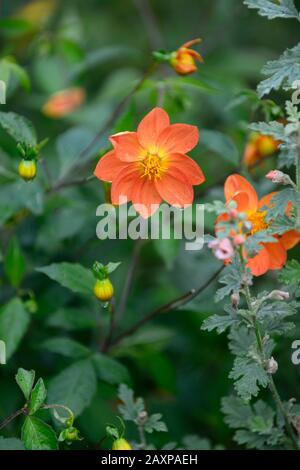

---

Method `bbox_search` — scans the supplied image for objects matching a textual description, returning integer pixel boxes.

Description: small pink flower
[228,208,239,219]
[233,234,246,246]
[209,238,234,260]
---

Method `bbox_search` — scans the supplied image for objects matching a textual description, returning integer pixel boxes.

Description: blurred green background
[0,0,300,450]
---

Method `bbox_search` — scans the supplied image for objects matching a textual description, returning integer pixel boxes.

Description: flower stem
[243,283,299,450]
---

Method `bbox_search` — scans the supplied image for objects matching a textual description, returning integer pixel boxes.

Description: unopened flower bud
[266,357,278,375]
[137,410,148,425]
[268,290,290,301]
[112,438,132,450]
[231,292,240,309]
[18,159,37,181]
[93,278,114,302]
[229,208,239,219]
[233,234,246,246]
[266,170,292,186]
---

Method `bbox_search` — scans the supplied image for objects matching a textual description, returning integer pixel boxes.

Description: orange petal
[157,123,199,155]
[280,230,300,250]
[182,38,202,48]
[110,131,146,162]
[167,153,205,185]
[224,174,258,212]
[111,165,140,204]
[132,178,162,218]
[94,150,130,182]
[155,174,194,207]
[246,245,270,277]
[264,241,287,270]
[258,192,278,210]
[137,107,170,151]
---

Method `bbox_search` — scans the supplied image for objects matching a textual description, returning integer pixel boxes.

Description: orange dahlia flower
[171,39,204,76]
[94,107,205,218]
[220,174,300,276]
[243,132,280,169]
[42,87,85,118]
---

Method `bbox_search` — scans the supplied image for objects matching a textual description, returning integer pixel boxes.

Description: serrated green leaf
[0,298,29,360]
[40,337,90,359]
[21,416,58,450]
[202,314,238,334]
[244,0,299,20]
[4,237,26,288]
[0,111,37,145]
[15,368,35,401]
[92,353,130,385]
[37,262,95,296]
[278,260,300,285]
[118,383,145,422]
[229,356,269,401]
[48,359,97,417]
[257,43,300,96]
[29,378,47,415]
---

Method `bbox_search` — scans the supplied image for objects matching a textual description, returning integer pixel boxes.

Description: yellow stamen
[140,154,165,180]
[247,210,269,234]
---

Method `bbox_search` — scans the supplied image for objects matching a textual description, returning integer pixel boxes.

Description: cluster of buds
[243,132,280,170]
[153,38,204,76]
[92,261,120,302]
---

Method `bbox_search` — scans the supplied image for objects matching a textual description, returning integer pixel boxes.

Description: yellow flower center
[247,210,269,234]
[140,154,165,180]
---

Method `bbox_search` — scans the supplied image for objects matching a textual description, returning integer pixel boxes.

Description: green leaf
[153,239,181,269]
[7,61,30,91]
[222,396,253,429]
[144,413,168,433]
[267,189,300,218]
[15,368,35,401]
[29,378,47,415]
[201,130,239,165]
[21,416,58,450]
[4,237,26,288]
[229,357,269,401]
[37,262,95,296]
[244,0,299,20]
[40,337,90,359]
[0,437,25,450]
[0,298,29,360]
[106,262,122,274]
[0,111,37,145]
[257,43,300,97]
[279,260,300,285]
[118,383,145,422]
[47,307,98,331]
[202,314,238,334]
[92,353,130,385]
[48,359,97,417]
[216,256,249,302]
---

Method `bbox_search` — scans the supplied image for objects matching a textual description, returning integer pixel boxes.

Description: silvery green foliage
[118,384,167,434]
[258,43,300,97]
[222,396,286,449]
[244,0,299,20]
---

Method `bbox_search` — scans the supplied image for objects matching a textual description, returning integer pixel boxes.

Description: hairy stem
[243,283,299,450]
